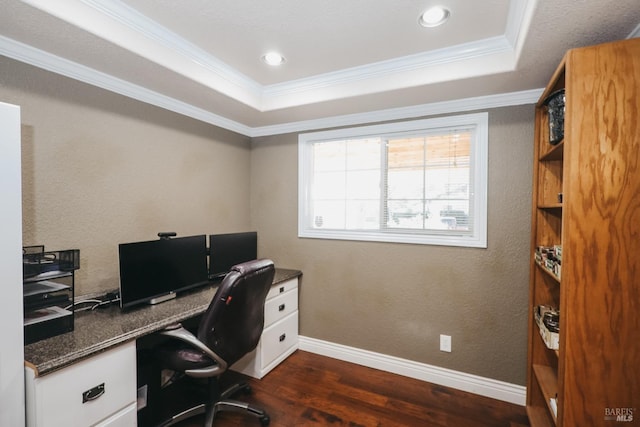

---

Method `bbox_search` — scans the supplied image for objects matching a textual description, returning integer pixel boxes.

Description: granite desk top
[24,268,301,377]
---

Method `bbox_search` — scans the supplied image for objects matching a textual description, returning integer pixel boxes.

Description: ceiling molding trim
[81,0,262,92]
[22,0,263,108]
[0,33,542,139]
[0,35,253,136]
[0,32,541,138]
[21,0,531,113]
[505,0,538,62]
[260,48,517,111]
[82,0,524,111]
[249,88,544,137]
[262,36,513,98]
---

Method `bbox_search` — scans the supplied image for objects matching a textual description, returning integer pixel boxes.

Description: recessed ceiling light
[262,51,285,66]
[419,6,450,27]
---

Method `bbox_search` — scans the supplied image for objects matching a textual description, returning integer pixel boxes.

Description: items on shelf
[535,305,559,350]
[543,89,566,145]
[534,245,561,279]
[22,246,80,344]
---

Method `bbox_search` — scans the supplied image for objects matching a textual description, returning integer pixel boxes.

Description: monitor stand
[148,292,176,305]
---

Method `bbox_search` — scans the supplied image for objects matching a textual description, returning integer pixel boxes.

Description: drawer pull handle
[279,286,285,293]
[82,383,105,403]
[278,304,286,311]
[279,333,286,342]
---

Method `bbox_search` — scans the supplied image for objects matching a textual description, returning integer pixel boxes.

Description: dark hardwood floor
[159,350,529,427]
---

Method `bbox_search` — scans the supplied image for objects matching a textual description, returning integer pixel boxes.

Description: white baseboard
[298,336,526,406]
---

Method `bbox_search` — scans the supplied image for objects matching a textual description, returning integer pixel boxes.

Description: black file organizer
[23,246,79,344]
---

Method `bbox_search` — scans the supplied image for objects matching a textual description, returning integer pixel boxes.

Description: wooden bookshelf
[526,38,640,426]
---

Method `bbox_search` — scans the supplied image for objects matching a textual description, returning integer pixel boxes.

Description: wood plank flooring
[162,350,529,427]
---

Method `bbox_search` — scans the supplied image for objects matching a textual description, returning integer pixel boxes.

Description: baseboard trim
[298,336,526,406]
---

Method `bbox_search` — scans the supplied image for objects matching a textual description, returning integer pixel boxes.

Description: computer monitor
[208,232,257,279]
[118,234,208,309]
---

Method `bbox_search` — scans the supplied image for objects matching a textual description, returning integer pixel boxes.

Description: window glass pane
[424,167,469,198]
[388,137,425,168]
[313,171,346,200]
[312,200,345,229]
[425,133,470,167]
[425,200,461,230]
[387,168,424,199]
[385,132,472,233]
[436,199,471,231]
[346,170,380,199]
[386,200,424,229]
[346,138,381,170]
[299,113,487,247]
[346,200,380,229]
[313,140,345,171]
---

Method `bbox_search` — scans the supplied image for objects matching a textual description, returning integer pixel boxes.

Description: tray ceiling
[1,0,638,135]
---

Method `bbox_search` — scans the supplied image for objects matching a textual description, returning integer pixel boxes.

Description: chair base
[156,381,270,427]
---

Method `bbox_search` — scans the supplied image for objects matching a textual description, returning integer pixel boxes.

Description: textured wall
[1,54,535,385]
[251,106,534,385]
[0,57,252,295]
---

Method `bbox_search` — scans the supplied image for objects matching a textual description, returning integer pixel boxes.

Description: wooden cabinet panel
[526,38,640,427]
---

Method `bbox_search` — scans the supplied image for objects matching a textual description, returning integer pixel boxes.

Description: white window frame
[298,112,488,248]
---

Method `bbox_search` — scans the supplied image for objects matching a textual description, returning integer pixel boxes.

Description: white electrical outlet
[440,334,452,352]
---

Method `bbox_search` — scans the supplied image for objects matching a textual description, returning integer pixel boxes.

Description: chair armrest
[159,325,228,377]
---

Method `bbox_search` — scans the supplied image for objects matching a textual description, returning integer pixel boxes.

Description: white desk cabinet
[232,277,299,378]
[25,341,137,427]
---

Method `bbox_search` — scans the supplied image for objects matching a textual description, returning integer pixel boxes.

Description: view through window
[298,113,487,247]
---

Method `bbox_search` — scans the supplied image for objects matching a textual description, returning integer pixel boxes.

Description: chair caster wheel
[259,415,270,426]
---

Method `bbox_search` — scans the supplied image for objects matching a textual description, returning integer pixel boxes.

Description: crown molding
[1,32,541,138]
[1,33,540,138]
[80,0,262,94]
[249,88,543,137]
[20,0,534,112]
[261,35,512,98]
[0,35,253,136]
[505,0,538,62]
[22,0,263,108]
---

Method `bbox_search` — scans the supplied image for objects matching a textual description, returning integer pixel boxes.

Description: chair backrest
[197,258,275,366]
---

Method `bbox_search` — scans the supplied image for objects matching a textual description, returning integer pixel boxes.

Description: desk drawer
[94,402,137,427]
[266,278,297,300]
[26,341,137,427]
[231,311,298,379]
[264,287,298,328]
[261,311,299,370]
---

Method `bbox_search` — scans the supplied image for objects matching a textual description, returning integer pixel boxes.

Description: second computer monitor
[208,231,257,279]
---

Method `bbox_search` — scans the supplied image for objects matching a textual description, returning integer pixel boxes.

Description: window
[298,113,488,247]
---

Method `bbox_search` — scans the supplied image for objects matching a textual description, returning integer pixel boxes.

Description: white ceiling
[1,0,639,136]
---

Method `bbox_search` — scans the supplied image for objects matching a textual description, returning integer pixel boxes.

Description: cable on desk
[65,299,102,311]
[65,292,121,311]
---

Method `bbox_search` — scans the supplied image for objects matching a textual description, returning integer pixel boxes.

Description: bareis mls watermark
[604,407,634,422]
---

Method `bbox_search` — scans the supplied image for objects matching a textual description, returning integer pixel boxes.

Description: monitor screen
[208,232,257,279]
[118,235,208,309]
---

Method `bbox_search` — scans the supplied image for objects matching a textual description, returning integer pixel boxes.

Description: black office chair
[155,259,275,427]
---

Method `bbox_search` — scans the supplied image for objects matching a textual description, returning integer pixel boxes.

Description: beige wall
[251,106,534,385]
[0,57,252,295]
[2,56,534,386]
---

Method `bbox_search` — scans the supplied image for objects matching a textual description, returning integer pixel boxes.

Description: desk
[23,268,301,427]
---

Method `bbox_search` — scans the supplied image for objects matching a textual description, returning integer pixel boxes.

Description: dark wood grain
[161,350,529,427]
